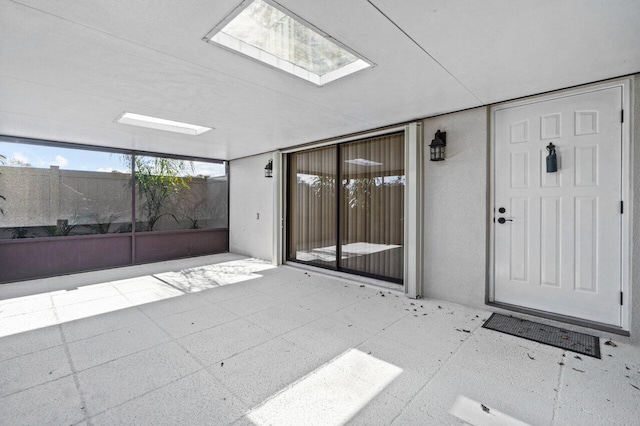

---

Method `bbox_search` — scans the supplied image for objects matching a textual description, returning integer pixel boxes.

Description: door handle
[497,217,513,224]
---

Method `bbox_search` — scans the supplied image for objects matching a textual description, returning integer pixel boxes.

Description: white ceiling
[1,0,639,160]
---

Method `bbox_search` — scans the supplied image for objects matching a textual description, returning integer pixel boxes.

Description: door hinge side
[620,291,624,305]
[621,110,624,123]
[621,200,624,214]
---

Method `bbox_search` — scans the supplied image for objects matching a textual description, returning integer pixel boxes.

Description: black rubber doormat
[482,313,601,358]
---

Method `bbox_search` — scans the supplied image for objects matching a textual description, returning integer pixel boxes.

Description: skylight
[204,0,372,85]
[115,113,212,136]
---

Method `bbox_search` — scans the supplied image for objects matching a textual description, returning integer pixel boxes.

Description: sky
[0,141,227,177]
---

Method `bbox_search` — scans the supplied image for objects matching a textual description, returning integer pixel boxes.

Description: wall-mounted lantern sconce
[265,159,273,178]
[429,130,447,161]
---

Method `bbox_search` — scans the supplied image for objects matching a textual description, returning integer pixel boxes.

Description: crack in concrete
[388,320,480,424]
[53,299,92,426]
[550,351,566,425]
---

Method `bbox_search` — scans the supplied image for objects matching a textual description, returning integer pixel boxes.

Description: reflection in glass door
[287,132,404,283]
[340,133,404,281]
[287,146,337,268]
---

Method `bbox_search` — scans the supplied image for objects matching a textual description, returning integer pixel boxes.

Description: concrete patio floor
[0,253,638,425]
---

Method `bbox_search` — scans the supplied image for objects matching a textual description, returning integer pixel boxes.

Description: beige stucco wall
[229,152,274,261]
[421,107,489,309]
[0,166,131,228]
[0,166,228,233]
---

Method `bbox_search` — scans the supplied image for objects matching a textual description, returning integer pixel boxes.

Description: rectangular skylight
[204,0,372,86]
[115,112,212,136]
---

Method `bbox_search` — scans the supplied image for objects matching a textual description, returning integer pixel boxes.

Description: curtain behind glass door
[287,146,337,268]
[340,133,404,281]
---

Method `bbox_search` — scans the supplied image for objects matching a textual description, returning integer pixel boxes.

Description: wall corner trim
[404,122,423,298]
[272,151,283,266]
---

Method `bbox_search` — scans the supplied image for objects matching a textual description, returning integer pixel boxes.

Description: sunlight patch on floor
[0,258,273,338]
[153,258,276,292]
[247,348,403,426]
[449,395,530,426]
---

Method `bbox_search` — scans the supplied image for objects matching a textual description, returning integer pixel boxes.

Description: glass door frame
[284,130,405,285]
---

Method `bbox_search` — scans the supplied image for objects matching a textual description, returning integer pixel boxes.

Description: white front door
[493,87,623,326]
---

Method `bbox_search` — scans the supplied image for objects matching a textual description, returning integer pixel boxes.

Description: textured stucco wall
[421,107,488,309]
[0,166,131,227]
[229,152,274,261]
[0,166,228,232]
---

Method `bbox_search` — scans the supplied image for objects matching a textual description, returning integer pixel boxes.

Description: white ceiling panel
[370,0,640,104]
[1,0,637,160]
[0,76,233,158]
[10,0,480,117]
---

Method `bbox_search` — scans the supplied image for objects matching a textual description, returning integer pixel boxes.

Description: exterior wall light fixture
[429,130,447,161]
[265,159,273,178]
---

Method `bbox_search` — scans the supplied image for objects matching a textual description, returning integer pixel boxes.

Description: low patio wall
[0,228,228,283]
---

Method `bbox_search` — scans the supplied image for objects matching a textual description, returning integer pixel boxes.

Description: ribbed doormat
[482,313,601,358]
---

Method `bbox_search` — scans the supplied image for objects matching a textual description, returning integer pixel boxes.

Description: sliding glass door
[287,146,337,268]
[340,133,404,281]
[287,132,404,283]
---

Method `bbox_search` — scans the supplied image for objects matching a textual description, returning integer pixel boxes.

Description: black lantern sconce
[264,159,273,178]
[429,130,447,161]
